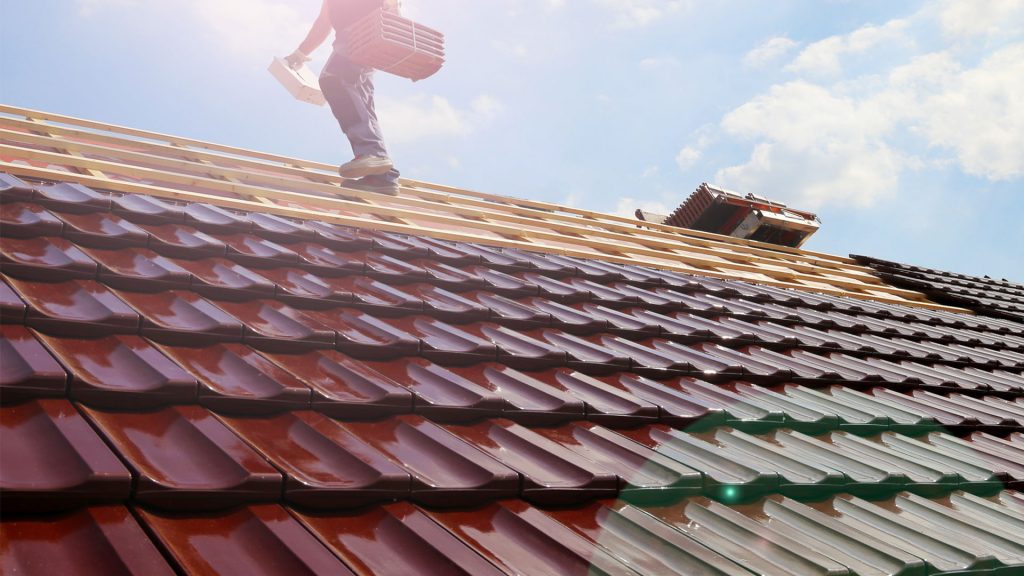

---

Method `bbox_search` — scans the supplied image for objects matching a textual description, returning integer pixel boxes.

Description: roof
[2,105,1023,575]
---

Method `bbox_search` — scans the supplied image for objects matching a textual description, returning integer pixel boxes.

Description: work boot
[338,155,394,179]
[342,175,400,196]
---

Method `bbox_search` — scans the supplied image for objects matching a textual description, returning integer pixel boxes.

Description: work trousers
[320,48,400,183]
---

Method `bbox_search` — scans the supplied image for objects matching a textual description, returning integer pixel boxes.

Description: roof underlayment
[1,105,1023,575]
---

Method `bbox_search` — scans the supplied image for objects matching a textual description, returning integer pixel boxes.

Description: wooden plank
[0,124,878,285]
[0,160,968,313]
[0,141,923,299]
[0,107,857,266]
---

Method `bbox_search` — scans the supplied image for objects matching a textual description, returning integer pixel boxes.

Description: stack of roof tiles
[855,255,1024,324]
[3,169,1023,575]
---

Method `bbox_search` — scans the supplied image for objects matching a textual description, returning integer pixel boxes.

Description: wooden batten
[0,104,970,313]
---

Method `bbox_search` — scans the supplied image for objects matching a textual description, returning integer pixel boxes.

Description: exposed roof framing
[0,104,966,312]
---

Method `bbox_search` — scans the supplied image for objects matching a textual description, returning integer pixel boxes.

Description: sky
[1,0,1022,282]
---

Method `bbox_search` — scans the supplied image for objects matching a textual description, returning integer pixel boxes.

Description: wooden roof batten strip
[0,127,881,286]
[0,105,855,265]
[0,105,965,313]
[0,142,926,302]
[0,117,862,279]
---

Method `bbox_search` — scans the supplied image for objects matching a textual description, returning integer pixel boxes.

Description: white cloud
[939,0,1024,39]
[716,43,1024,210]
[593,0,689,28]
[190,0,310,60]
[675,146,702,172]
[639,57,680,71]
[744,37,799,68]
[786,19,909,76]
[711,3,1024,211]
[895,45,1024,180]
[75,0,138,16]
[75,0,311,59]
[716,81,901,208]
[378,94,503,144]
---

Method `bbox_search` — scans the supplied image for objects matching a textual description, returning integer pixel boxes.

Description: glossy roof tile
[0,506,175,576]
[81,404,282,509]
[3,127,1024,576]
[36,333,198,407]
[424,500,643,576]
[442,418,619,505]
[0,324,67,401]
[1,399,131,513]
[218,411,410,508]
[156,342,312,413]
[137,504,356,576]
[294,502,504,576]
[1,235,97,281]
[7,277,140,336]
[257,349,413,418]
[332,415,519,506]
[112,288,244,345]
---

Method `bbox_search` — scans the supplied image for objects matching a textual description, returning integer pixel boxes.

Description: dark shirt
[327,0,382,31]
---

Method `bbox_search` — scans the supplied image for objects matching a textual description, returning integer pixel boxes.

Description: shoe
[338,155,394,179]
[342,176,400,196]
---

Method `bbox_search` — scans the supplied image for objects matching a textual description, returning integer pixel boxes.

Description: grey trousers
[320,49,400,183]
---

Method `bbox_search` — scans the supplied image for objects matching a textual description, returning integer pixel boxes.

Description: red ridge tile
[111,193,185,224]
[0,325,67,401]
[211,299,335,352]
[9,278,140,336]
[113,289,244,345]
[0,506,175,576]
[82,405,282,509]
[137,504,354,575]
[537,423,704,499]
[56,211,150,248]
[32,182,110,213]
[1,399,131,512]
[447,363,585,425]
[294,502,504,576]
[0,202,63,238]
[0,276,27,323]
[425,500,638,575]
[360,358,507,421]
[219,411,411,508]
[37,333,198,407]
[172,256,276,300]
[442,418,620,504]
[157,343,312,414]
[82,246,191,290]
[140,222,228,259]
[0,236,98,281]
[259,350,413,418]
[527,368,660,426]
[336,415,519,506]
[304,308,420,359]
[0,172,34,201]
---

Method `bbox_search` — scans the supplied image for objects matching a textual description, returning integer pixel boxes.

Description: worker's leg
[320,51,400,183]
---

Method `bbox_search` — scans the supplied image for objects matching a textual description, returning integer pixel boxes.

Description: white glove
[284,50,311,70]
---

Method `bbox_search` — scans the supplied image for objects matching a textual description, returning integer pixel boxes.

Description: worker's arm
[285,1,332,68]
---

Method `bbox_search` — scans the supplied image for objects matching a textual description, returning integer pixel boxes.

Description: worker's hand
[284,49,311,70]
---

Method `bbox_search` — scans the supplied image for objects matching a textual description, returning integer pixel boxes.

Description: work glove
[285,50,311,70]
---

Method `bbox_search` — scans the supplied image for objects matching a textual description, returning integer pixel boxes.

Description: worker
[286,0,401,196]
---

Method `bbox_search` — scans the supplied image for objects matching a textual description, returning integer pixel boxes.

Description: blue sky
[2,0,1021,281]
